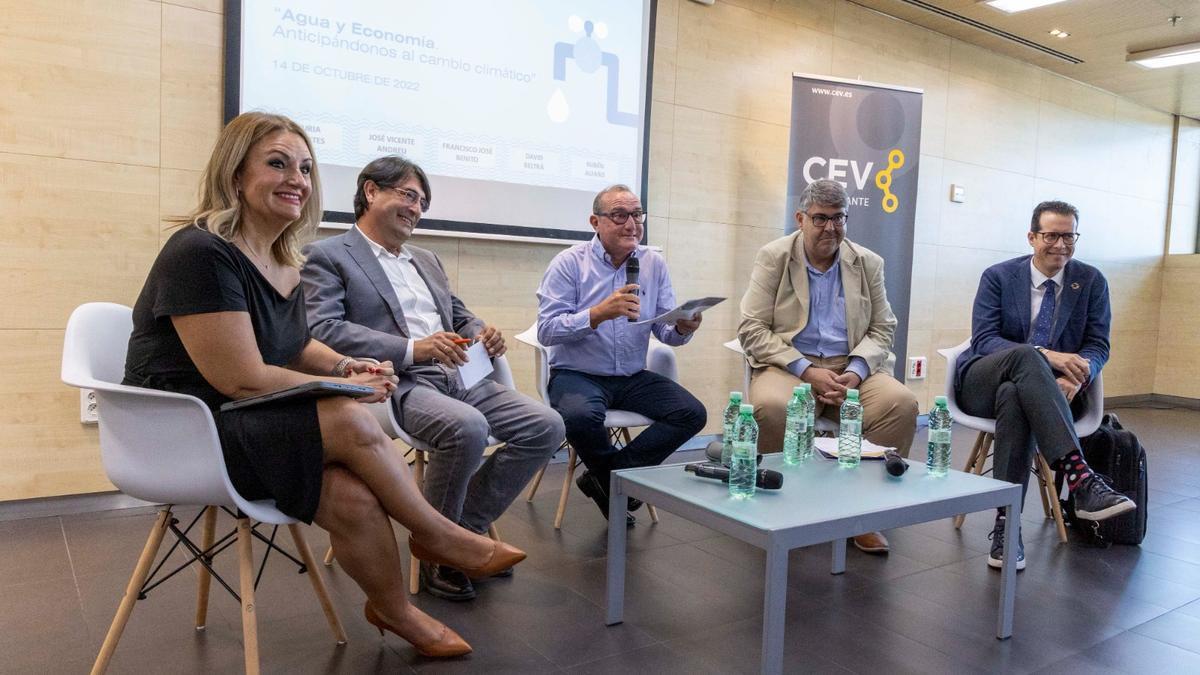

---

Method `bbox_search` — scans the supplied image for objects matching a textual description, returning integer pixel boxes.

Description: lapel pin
[1071,282,1080,290]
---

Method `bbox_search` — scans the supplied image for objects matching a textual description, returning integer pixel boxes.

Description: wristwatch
[1033,345,1048,357]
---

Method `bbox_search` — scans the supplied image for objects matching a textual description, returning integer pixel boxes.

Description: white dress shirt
[358,227,445,366]
[1029,258,1065,335]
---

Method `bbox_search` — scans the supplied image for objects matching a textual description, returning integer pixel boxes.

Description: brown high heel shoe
[408,536,527,580]
[363,602,472,658]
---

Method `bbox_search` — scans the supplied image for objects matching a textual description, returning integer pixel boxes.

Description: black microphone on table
[625,256,639,288]
[884,449,908,477]
[685,462,784,489]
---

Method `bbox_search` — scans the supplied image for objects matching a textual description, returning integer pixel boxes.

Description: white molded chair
[721,338,838,434]
[325,356,510,595]
[61,303,345,675]
[515,324,664,529]
[938,339,1105,542]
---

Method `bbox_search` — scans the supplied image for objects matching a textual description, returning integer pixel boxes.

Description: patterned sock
[1054,452,1092,492]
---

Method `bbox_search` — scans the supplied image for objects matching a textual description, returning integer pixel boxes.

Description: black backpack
[1060,413,1148,546]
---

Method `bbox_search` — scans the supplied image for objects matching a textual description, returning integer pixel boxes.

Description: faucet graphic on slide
[549,16,637,127]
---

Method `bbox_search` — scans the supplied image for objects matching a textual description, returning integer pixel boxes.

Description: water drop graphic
[547,88,570,123]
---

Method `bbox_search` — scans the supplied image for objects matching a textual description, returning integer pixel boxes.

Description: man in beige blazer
[739,179,918,554]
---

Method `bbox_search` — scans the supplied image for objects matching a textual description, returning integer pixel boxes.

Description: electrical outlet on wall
[907,356,927,380]
[80,388,98,424]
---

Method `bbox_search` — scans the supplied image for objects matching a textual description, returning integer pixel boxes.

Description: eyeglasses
[1034,231,1080,245]
[595,210,647,224]
[383,184,429,212]
[807,212,848,228]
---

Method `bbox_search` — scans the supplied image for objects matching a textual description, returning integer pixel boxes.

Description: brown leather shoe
[408,536,527,580]
[364,602,472,658]
[853,531,890,554]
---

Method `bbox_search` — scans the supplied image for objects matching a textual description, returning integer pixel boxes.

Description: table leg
[996,495,1020,638]
[605,474,627,626]
[830,538,847,575]
[761,543,788,675]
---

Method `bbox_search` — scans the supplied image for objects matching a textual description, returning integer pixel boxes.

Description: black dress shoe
[577,470,640,520]
[576,470,612,519]
[419,562,476,601]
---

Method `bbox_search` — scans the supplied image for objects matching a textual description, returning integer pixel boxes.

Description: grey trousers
[957,344,1083,502]
[395,363,565,534]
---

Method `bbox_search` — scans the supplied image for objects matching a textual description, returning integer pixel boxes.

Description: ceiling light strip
[888,0,1084,64]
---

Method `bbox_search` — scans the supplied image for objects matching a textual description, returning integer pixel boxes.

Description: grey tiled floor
[3,407,1199,674]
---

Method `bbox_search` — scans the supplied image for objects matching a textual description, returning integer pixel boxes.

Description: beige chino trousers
[750,355,918,457]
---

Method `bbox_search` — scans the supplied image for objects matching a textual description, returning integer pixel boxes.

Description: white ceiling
[850,0,1200,118]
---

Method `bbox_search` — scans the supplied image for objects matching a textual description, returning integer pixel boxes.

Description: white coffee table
[605,454,1023,675]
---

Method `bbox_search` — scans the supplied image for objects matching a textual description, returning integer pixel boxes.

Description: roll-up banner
[785,73,922,381]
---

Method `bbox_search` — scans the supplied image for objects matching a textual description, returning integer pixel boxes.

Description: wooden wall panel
[0,330,112,500]
[0,153,160,329]
[0,1,160,165]
[161,3,223,171]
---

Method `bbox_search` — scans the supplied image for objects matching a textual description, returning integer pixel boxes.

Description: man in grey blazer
[301,156,563,601]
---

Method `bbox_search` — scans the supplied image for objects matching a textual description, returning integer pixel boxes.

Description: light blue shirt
[789,257,869,382]
[537,236,691,376]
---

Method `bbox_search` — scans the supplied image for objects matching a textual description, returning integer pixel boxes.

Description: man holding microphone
[536,184,706,525]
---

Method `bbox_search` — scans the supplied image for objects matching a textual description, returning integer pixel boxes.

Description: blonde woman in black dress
[124,112,523,657]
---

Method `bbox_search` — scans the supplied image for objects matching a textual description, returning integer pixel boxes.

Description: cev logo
[803,149,905,213]
[874,149,905,214]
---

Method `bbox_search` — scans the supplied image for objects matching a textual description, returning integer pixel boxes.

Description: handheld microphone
[685,462,783,489]
[625,257,639,287]
[884,449,908,477]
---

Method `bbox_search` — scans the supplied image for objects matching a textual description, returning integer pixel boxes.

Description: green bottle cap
[801,383,812,393]
[846,388,860,401]
[934,395,948,407]
[730,391,743,401]
[793,386,805,395]
[739,403,754,414]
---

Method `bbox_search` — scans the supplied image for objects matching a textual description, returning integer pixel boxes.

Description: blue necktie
[1030,279,1057,346]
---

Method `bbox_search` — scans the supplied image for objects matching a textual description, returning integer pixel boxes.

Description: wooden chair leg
[647,505,659,523]
[408,448,427,594]
[619,427,634,446]
[972,433,993,475]
[236,518,261,675]
[322,546,335,567]
[409,552,422,595]
[954,433,990,529]
[194,506,218,630]
[90,509,172,675]
[1036,458,1053,519]
[488,523,499,541]
[526,463,547,501]
[554,446,578,529]
[288,525,347,644]
[1036,454,1069,544]
[413,448,426,488]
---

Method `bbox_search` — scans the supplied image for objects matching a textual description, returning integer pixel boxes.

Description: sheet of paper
[632,296,726,326]
[813,436,894,460]
[457,341,495,389]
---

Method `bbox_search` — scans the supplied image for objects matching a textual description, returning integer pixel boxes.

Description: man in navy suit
[956,200,1134,571]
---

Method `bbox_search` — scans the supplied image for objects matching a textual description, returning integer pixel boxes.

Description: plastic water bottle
[838,389,863,468]
[729,404,758,499]
[802,383,815,461]
[926,395,952,477]
[721,391,743,466]
[783,386,808,465]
